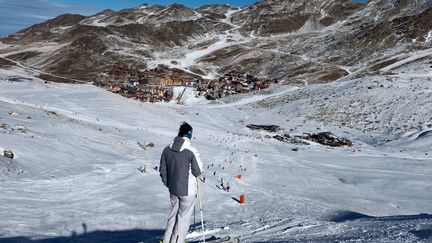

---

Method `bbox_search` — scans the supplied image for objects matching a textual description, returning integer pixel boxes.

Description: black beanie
[178,122,193,137]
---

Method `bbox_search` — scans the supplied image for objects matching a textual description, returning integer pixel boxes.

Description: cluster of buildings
[94,66,197,102]
[94,66,278,103]
[197,71,278,100]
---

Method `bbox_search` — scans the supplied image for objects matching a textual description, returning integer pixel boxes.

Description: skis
[189,236,240,243]
[186,228,222,239]
[205,236,240,243]
[186,227,239,243]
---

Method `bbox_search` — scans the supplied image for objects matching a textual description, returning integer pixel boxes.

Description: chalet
[108,82,121,93]
[97,65,277,103]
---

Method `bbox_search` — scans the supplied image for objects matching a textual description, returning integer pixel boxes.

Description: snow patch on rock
[299,18,322,33]
[425,30,432,43]
[50,25,74,34]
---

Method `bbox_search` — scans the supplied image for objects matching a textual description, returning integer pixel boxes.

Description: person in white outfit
[159,122,203,243]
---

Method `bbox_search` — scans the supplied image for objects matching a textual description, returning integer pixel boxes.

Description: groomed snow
[147,31,248,76]
[0,67,431,242]
[381,48,432,72]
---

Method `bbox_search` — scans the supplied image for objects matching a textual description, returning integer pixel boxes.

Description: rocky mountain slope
[0,0,431,83]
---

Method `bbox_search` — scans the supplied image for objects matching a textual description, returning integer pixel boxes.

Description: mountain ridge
[0,0,431,83]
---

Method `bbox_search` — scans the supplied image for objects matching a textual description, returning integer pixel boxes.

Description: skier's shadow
[189,222,207,231]
[0,228,165,243]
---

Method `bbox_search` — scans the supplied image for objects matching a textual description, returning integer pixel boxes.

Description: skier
[159,122,203,243]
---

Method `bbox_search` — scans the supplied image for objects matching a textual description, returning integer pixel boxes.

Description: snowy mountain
[0,0,431,82]
[0,0,432,242]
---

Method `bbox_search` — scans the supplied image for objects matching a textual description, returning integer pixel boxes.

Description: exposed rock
[231,0,365,35]
[6,51,41,62]
[46,111,58,116]
[247,124,281,132]
[137,142,155,150]
[273,134,311,145]
[0,57,16,68]
[3,150,14,159]
[5,14,86,42]
[303,132,353,147]
[273,134,291,142]
[196,4,238,16]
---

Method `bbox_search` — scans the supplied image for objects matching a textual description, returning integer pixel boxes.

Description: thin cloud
[25,14,54,20]
[0,0,97,36]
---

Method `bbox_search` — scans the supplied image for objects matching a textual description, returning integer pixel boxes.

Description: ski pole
[196,177,205,243]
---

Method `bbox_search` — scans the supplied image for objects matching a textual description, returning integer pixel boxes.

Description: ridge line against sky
[0,0,368,37]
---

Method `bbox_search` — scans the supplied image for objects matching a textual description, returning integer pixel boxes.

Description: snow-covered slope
[0,65,431,242]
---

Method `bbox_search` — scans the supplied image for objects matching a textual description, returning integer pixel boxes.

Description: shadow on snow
[326,211,432,223]
[0,228,164,243]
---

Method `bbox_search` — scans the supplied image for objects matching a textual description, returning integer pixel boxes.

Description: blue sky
[0,0,368,37]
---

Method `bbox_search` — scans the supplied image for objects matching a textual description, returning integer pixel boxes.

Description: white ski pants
[163,194,196,243]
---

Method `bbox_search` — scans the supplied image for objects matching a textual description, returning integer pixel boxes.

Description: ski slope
[0,67,431,242]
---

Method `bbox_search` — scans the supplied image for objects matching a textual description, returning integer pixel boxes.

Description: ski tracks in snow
[227,217,318,242]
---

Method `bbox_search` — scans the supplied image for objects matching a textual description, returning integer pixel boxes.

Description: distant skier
[159,122,203,243]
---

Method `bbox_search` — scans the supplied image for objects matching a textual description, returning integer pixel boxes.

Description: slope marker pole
[197,177,206,243]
